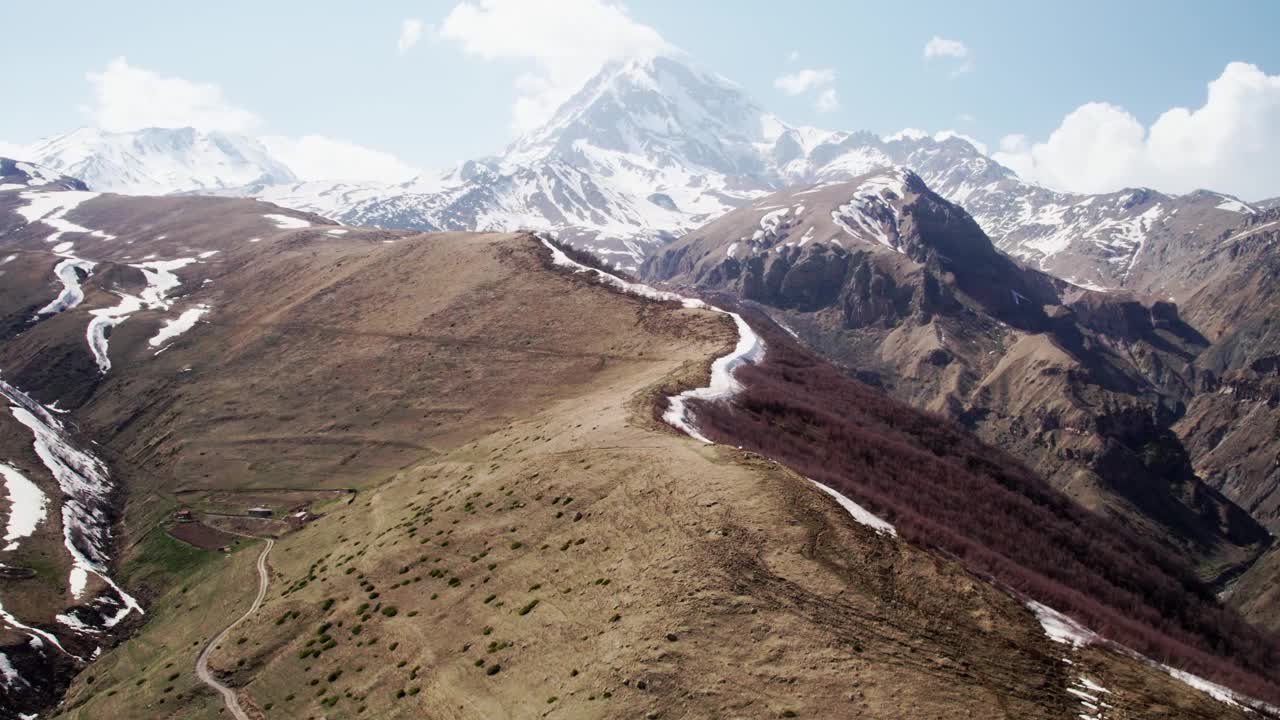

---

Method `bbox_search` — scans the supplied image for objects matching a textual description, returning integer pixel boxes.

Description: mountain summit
[9,54,1262,284]
[18,126,296,195]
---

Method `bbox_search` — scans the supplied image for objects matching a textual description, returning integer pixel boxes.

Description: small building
[173,509,194,522]
[247,507,274,518]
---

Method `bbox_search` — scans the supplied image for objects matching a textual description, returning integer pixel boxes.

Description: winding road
[195,536,274,720]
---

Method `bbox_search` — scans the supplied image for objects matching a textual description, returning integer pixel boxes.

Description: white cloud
[84,57,258,133]
[398,18,427,54]
[923,36,968,60]
[998,133,1029,154]
[261,135,421,183]
[992,62,1280,199]
[923,36,973,76]
[815,88,840,113]
[957,112,976,124]
[439,0,670,133]
[774,68,836,96]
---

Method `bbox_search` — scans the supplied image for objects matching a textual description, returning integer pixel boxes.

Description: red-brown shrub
[686,314,1280,705]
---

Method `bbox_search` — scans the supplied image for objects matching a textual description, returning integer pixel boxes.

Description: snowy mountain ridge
[16,127,297,195]
[9,54,1263,284]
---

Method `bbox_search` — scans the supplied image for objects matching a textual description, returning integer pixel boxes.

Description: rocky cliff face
[643,168,1271,579]
[1167,210,1280,531]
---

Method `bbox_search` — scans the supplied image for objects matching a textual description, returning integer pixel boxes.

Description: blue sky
[2,1,1278,196]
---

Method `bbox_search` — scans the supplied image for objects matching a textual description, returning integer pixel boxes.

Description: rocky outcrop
[644,169,1272,579]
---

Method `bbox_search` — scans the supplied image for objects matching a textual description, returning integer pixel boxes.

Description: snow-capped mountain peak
[19,126,296,194]
[10,53,1264,290]
[504,54,785,175]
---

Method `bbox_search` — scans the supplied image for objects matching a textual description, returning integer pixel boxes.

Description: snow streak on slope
[831,169,910,251]
[82,257,202,372]
[131,258,197,310]
[1028,601,1098,648]
[1069,675,1113,720]
[1028,598,1280,714]
[0,463,48,552]
[0,651,25,689]
[11,191,209,374]
[263,213,311,230]
[662,310,765,444]
[15,192,114,245]
[86,295,145,373]
[34,259,96,317]
[0,160,71,190]
[808,479,896,536]
[538,235,764,443]
[0,597,75,658]
[0,379,143,619]
[148,304,210,350]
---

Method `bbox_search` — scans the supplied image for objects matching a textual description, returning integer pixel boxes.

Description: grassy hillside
[47,233,1256,719]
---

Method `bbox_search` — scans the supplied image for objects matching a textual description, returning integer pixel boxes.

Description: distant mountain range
[6,48,1280,720]
[8,54,1264,288]
[17,127,296,195]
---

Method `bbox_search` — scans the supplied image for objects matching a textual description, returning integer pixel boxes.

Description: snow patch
[35,258,96,317]
[1,380,144,620]
[264,213,311,229]
[1068,675,1113,720]
[830,169,910,251]
[1027,601,1098,648]
[15,191,115,244]
[0,595,76,658]
[1160,666,1248,710]
[1,462,49,552]
[540,236,700,307]
[537,235,765,443]
[1215,198,1254,214]
[0,651,26,688]
[148,304,211,350]
[809,479,896,536]
[130,258,197,310]
[86,295,144,373]
[662,311,765,443]
[55,610,101,635]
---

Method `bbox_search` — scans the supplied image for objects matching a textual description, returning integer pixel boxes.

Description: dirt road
[194,537,273,720]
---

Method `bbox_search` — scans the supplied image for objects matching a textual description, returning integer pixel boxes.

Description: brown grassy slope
[1228,545,1280,634]
[46,233,1253,720]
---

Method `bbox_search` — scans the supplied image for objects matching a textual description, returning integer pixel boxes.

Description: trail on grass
[194,536,273,720]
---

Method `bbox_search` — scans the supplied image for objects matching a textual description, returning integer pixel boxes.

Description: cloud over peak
[439,0,670,133]
[85,57,258,133]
